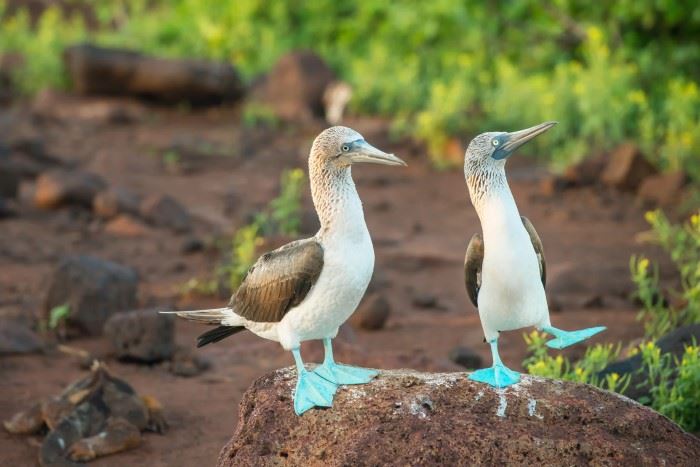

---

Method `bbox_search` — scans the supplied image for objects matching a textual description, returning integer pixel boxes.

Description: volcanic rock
[0,320,43,355]
[637,171,688,206]
[218,369,700,466]
[601,143,657,191]
[34,169,107,209]
[44,255,138,336]
[104,309,174,363]
[93,187,141,219]
[349,293,390,331]
[448,346,483,369]
[139,194,192,233]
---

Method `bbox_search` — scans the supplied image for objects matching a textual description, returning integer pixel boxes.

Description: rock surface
[0,321,43,355]
[218,369,700,467]
[601,143,657,191]
[103,309,174,363]
[348,293,390,331]
[43,255,139,336]
[139,194,192,233]
[34,169,107,209]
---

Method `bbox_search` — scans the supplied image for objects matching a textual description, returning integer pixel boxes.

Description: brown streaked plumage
[464,216,546,308]
[231,238,324,323]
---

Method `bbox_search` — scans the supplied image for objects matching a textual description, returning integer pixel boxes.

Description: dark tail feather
[196,326,245,348]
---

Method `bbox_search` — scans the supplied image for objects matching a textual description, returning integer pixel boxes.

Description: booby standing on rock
[164,126,406,414]
[463,121,605,388]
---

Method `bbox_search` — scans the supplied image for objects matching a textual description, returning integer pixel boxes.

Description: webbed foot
[468,363,521,388]
[542,325,606,349]
[314,362,378,385]
[293,369,338,415]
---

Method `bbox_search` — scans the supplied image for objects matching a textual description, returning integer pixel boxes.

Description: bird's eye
[341,145,350,152]
[492,139,499,147]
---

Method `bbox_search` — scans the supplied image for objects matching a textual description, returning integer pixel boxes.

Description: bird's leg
[468,337,521,388]
[313,338,379,385]
[291,347,338,415]
[541,325,606,350]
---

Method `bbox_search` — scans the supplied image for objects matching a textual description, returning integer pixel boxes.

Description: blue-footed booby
[463,122,605,388]
[163,126,406,414]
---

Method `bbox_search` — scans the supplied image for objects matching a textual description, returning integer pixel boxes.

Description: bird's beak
[348,140,407,166]
[493,121,557,160]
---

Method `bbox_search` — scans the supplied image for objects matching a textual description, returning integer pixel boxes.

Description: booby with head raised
[163,126,406,414]
[463,121,605,388]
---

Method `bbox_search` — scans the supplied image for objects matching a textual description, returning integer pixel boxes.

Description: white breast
[476,193,549,340]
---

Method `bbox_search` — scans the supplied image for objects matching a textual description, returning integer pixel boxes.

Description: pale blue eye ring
[492,139,499,146]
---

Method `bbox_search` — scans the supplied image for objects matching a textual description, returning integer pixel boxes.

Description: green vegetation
[525,210,700,432]
[48,303,70,329]
[2,1,699,177]
[183,168,305,295]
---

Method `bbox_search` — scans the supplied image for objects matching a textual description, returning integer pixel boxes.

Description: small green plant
[241,102,280,128]
[523,330,630,393]
[48,303,70,329]
[161,149,181,171]
[631,210,700,340]
[256,168,305,236]
[637,341,700,432]
[183,168,304,296]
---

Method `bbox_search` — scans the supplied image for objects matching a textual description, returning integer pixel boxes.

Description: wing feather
[464,233,484,308]
[231,238,324,323]
[521,216,546,286]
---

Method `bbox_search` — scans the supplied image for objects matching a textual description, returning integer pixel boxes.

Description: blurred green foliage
[631,210,700,339]
[1,1,700,176]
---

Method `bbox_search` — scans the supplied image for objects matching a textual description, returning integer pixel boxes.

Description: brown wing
[521,216,546,286]
[230,238,324,323]
[464,233,484,308]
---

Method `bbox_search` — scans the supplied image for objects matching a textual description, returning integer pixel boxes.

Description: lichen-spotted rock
[218,369,700,466]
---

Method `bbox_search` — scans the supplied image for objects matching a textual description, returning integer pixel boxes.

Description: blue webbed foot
[468,363,521,388]
[293,369,338,415]
[313,362,378,385]
[543,326,606,350]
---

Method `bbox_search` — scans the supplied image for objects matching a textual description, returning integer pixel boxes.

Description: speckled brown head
[464,122,557,206]
[310,126,406,171]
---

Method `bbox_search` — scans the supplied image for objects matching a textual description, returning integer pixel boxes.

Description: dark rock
[180,236,204,254]
[599,324,700,401]
[64,44,245,105]
[139,194,191,232]
[169,347,211,377]
[93,187,141,219]
[601,143,657,191]
[0,197,17,218]
[448,346,483,369]
[254,50,336,121]
[562,154,607,186]
[34,169,107,209]
[365,266,390,294]
[581,294,604,309]
[104,309,174,363]
[32,89,148,123]
[412,292,439,309]
[0,321,43,354]
[637,171,688,206]
[349,293,390,331]
[218,369,700,466]
[0,168,19,198]
[44,255,138,336]
[538,174,569,197]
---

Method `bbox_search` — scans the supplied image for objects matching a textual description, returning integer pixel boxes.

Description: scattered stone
[538,175,567,197]
[0,167,19,198]
[139,194,192,232]
[0,197,17,219]
[104,214,152,237]
[349,293,390,331]
[254,50,336,121]
[562,154,607,186]
[601,143,657,191]
[44,255,138,336]
[169,347,211,377]
[448,346,483,369]
[580,294,604,309]
[34,169,107,209]
[103,309,174,363]
[0,321,43,355]
[32,89,147,123]
[181,236,204,254]
[218,369,700,466]
[599,324,700,401]
[637,171,688,206]
[412,292,439,310]
[64,44,245,105]
[93,186,141,219]
[4,362,167,465]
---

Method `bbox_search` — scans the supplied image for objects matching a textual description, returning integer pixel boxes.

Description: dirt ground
[0,98,670,466]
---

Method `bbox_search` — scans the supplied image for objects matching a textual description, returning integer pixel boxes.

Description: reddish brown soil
[0,99,669,466]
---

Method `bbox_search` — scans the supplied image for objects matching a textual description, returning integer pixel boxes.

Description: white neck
[469,169,523,242]
[310,165,369,244]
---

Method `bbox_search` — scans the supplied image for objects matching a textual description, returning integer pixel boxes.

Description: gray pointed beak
[493,121,557,160]
[348,140,407,166]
